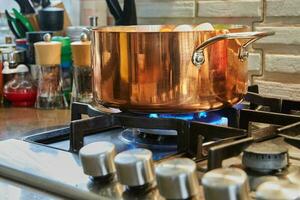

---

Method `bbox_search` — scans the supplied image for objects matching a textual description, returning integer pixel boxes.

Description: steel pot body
[92,25,273,113]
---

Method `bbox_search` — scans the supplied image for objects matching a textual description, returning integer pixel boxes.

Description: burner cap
[120,128,177,150]
[242,143,289,173]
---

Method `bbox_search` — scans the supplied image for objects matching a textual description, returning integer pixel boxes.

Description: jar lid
[34,33,61,65]
[71,33,91,67]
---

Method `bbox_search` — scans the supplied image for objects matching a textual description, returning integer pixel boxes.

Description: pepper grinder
[71,33,93,103]
[34,33,67,109]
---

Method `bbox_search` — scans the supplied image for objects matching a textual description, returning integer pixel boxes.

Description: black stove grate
[69,109,247,154]
[23,85,300,171]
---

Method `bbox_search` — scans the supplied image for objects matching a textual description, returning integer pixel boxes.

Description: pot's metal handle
[192,31,275,67]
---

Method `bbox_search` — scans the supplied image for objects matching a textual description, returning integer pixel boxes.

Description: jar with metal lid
[71,33,92,103]
[26,31,53,83]
[34,33,67,109]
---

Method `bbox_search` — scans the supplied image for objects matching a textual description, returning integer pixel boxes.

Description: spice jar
[26,32,53,83]
[34,33,66,109]
[71,33,92,103]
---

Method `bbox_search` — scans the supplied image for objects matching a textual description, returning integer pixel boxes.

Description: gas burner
[119,128,177,150]
[242,143,289,173]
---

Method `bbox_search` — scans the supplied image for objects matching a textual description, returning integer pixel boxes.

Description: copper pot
[91,25,274,113]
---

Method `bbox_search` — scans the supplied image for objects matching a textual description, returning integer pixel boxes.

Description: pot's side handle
[192,31,275,67]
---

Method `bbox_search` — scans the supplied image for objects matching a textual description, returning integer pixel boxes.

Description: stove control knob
[202,167,250,200]
[79,142,116,179]
[155,158,199,199]
[114,148,155,188]
[256,181,300,200]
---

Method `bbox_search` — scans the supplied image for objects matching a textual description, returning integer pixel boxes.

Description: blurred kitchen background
[0,0,299,101]
[0,0,300,100]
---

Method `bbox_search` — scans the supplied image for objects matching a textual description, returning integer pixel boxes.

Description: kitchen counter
[0,107,70,140]
[0,107,71,199]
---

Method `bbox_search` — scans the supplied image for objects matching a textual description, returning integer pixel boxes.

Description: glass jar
[36,64,66,109]
[71,33,93,103]
[34,33,67,109]
[3,64,37,107]
[72,65,92,103]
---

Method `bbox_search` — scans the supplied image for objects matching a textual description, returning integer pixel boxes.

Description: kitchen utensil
[38,7,64,31]
[71,33,93,103]
[25,14,40,31]
[5,10,26,38]
[122,0,137,25]
[105,0,122,22]
[14,0,35,14]
[92,25,274,113]
[12,8,35,32]
[5,9,35,38]
[34,33,66,109]
[105,0,137,25]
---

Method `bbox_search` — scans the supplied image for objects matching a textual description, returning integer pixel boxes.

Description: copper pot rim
[92,24,249,33]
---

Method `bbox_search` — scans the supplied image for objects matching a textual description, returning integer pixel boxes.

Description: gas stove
[0,85,300,199]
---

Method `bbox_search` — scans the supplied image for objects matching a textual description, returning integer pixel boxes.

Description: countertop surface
[0,107,71,140]
[0,107,71,199]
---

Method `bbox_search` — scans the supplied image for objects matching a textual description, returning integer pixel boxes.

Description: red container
[4,88,37,107]
[3,72,37,107]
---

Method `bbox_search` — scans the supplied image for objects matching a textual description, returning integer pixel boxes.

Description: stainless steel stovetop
[0,136,299,199]
[0,86,300,200]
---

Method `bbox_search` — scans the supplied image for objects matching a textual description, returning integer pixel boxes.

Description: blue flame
[198,112,207,118]
[149,112,228,125]
[207,117,228,125]
[149,113,159,118]
[149,113,195,121]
